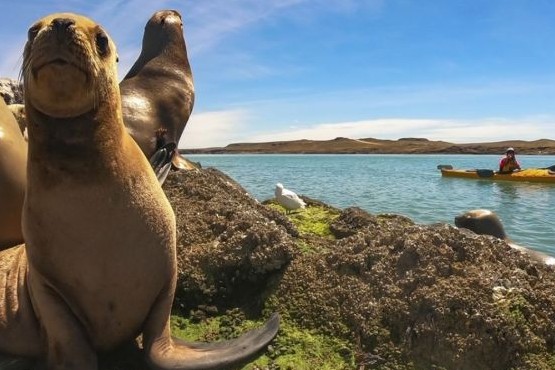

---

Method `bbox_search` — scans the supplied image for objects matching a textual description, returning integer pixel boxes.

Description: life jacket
[499,156,519,172]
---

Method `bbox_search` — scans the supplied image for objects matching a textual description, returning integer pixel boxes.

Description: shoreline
[183,151,555,155]
[180,137,555,155]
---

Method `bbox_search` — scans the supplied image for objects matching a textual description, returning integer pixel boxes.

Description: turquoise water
[188,154,555,257]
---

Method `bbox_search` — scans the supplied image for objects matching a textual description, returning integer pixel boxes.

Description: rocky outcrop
[271,220,555,369]
[162,168,298,315]
[161,168,555,370]
[329,207,381,238]
[0,78,23,105]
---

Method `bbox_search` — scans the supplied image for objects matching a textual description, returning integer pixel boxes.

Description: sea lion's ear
[116,54,119,63]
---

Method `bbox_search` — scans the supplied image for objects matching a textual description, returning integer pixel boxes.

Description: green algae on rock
[264,197,340,238]
[170,310,355,370]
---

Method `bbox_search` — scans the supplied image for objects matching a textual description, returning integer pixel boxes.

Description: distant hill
[180,137,555,155]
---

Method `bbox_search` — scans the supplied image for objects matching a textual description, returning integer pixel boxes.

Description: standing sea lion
[0,99,27,250]
[455,209,555,265]
[120,9,195,183]
[0,12,278,370]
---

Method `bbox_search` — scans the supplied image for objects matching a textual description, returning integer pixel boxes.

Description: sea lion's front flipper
[145,313,280,370]
[148,143,176,184]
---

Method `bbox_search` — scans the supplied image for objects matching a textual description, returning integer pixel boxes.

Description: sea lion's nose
[51,18,75,31]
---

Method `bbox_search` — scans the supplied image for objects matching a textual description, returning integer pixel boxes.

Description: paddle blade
[476,169,494,178]
[437,164,453,170]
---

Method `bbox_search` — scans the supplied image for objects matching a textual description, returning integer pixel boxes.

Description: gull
[275,183,306,214]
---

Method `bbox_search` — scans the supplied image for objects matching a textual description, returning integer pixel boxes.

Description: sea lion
[120,9,196,183]
[0,12,278,369]
[7,103,27,138]
[455,209,555,265]
[0,99,27,250]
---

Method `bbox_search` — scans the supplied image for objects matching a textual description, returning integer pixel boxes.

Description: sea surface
[188,154,555,257]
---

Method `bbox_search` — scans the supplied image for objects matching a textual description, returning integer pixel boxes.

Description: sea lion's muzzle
[51,17,76,32]
[51,17,77,43]
[29,20,88,78]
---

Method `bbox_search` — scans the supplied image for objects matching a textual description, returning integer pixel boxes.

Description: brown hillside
[182,137,555,155]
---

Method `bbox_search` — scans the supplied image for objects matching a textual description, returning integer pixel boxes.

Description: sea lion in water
[120,9,196,183]
[0,13,278,369]
[0,99,27,250]
[455,209,555,266]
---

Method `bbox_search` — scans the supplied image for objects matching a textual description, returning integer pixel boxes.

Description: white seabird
[275,183,306,214]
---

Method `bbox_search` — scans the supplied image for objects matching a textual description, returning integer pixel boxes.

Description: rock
[162,168,297,313]
[269,207,555,370]
[330,207,415,239]
[0,78,23,105]
[330,206,379,238]
[161,168,555,369]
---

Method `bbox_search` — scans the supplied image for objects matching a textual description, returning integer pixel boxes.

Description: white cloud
[178,109,250,149]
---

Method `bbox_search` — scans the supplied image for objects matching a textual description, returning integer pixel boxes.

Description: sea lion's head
[22,13,118,118]
[455,209,508,240]
[140,10,186,58]
[125,10,191,73]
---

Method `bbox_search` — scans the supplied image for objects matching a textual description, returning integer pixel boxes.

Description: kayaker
[499,147,521,173]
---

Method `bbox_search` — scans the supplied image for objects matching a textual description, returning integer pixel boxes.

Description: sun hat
[506,147,515,153]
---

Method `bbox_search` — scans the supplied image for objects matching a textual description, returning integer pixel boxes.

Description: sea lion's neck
[26,103,126,179]
[125,37,190,79]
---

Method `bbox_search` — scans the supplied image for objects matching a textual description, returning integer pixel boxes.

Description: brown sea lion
[0,12,278,369]
[455,209,555,266]
[120,9,195,183]
[6,103,27,138]
[0,99,27,250]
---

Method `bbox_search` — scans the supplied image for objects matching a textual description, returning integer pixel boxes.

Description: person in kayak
[499,147,521,173]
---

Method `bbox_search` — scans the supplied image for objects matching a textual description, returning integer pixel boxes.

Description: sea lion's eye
[28,24,40,41]
[96,31,109,57]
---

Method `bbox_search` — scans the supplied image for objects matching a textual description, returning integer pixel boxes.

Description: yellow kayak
[438,166,555,183]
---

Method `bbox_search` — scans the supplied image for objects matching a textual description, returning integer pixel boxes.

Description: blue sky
[1,0,555,148]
